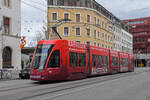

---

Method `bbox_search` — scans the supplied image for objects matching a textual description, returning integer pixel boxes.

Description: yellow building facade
[47,6,114,49]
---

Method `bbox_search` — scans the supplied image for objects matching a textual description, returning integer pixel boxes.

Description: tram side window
[131,59,134,66]
[98,55,103,67]
[92,55,103,68]
[121,58,128,67]
[111,57,118,66]
[103,56,108,66]
[92,55,96,66]
[79,53,86,67]
[69,52,78,67]
[47,50,60,68]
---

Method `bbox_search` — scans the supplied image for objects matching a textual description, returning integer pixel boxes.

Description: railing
[0,69,19,80]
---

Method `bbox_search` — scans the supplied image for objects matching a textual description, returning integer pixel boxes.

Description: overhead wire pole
[50,19,72,40]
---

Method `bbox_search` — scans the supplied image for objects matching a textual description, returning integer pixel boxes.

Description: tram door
[86,45,90,75]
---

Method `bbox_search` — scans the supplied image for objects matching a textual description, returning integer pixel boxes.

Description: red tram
[30,40,135,81]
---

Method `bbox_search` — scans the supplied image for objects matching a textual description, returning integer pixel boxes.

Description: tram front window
[32,44,54,69]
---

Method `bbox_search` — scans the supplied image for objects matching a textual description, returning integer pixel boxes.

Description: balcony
[133,33,150,37]
[132,28,150,33]
[133,41,146,45]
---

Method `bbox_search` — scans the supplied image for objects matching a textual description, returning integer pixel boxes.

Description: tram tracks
[0,83,39,93]
[19,72,138,100]
[0,69,148,100]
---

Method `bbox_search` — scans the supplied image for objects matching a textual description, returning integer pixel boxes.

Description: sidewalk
[135,67,150,72]
[0,70,20,81]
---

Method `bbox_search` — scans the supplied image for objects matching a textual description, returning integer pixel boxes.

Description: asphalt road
[0,67,150,100]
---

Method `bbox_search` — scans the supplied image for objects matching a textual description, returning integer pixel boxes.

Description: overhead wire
[29,0,47,7]
[21,0,47,13]
[21,0,47,34]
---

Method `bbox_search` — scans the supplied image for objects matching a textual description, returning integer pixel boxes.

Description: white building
[121,28,133,54]
[0,0,21,71]
[113,24,122,51]
[113,23,133,54]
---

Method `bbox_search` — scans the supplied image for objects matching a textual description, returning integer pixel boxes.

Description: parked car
[19,61,31,79]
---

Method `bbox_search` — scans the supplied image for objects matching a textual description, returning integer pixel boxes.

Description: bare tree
[28,25,46,47]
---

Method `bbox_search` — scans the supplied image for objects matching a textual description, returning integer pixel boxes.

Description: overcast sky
[97,0,150,19]
[21,0,150,45]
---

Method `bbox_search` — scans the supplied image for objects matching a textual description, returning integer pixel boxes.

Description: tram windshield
[32,44,54,69]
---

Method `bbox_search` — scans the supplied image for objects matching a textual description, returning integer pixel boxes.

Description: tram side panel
[44,40,68,80]
[128,54,135,72]
[89,46,109,76]
[119,52,129,72]
[109,50,120,74]
[67,41,87,80]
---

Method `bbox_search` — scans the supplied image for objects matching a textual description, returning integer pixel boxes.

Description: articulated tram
[30,40,134,81]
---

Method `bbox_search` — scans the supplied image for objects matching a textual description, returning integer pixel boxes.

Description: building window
[87,41,90,45]
[3,16,10,34]
[76,14,81,22]
[97,18,100,25]
[64,27,69,36]
[94,30,96,39]
[94,17,96,24]
[48,0,51,5]
[75,27,81,36]
[87,15,90,23]
[105,23,107,29]
[4,0,10,7]
[76,0,81,6]
[3,47,12,68]
[111,37,112,43]
[102,33,104,41]
[85,0,91,8]
[87,28,90,37]
[102,21,104,29]
[94,42,96,46]
[102,44,104,48]
[105,34,107,42]
[53,0,57,5]
[97,43,100,47]
[64,13,69,20]
[75,40,80,44]
[108,36,110,42]
[52,13,57,21]
[98,31,100,39]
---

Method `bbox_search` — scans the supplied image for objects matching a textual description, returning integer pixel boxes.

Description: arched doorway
[2,47,13,68]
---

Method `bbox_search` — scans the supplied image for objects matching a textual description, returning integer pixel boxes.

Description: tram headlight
[49,71,52,74]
